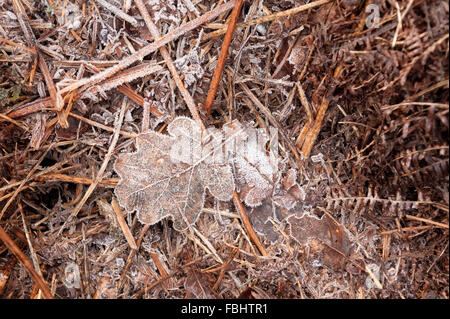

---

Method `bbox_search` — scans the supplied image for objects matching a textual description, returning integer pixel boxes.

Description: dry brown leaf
[184,268,218,299]
[248,177,354,269]
[287,212,353,269]
[247,200,282,244]
[247,168,306,243]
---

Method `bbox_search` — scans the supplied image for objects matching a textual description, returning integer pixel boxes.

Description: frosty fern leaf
[114,117,234,231]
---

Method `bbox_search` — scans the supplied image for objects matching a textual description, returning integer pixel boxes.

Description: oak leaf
[114,117,234,231]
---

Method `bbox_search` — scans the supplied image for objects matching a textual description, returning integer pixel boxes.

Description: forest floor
[0,0,448,299]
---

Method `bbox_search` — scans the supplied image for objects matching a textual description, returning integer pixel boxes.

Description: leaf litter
[0,0,448,299]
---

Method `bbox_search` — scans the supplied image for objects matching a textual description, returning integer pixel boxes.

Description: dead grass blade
[202,0,333,41]
[111,198,137,249]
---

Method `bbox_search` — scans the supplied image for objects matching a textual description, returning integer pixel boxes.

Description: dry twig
[112,198,138,250]
[0,225,53,298]
[203,0,244,114]
[233,191,267,256]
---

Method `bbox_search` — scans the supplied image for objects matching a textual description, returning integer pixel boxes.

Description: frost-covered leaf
[223,120,277,207]
[115,116,283,230]
[114,117,234,231]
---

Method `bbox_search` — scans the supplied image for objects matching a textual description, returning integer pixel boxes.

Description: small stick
[404,79,449,102]
[212,247,239,291]
[203,0,244,114]
[111,199,138,249]
[391,0,402,48]
[11,0,36,45]
[379,225,433,235]
[32,174,116,188]
[0,37,36,54]
[296,82,313,122]
[57,98,128,236]
[59,64,85,127]
[365,264,383,290]
[192,226,223,263]
[6,96,53,119]
[61,183,83,208]
[36,46,60,112]
[0,147,88,196]
[27,54,39,85]
[68,112,138,138]
[80,62,163,98]
[79,62,163,114]
[116,84,147,109]
[142,98,151,132]
[118,224,150,289]
[81,223,90,297]
[405,214,448,229]
[202,207,240,219]
[149,251,170,279]
[0,225,53,298]
[19,201,44,279]
[381,102,449,112]
[427,242,448,273]
[232,191,267,256]
[134,0,204,131]
[0,113,29,131]
[69,29,83,42]
[295,82,313,148]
